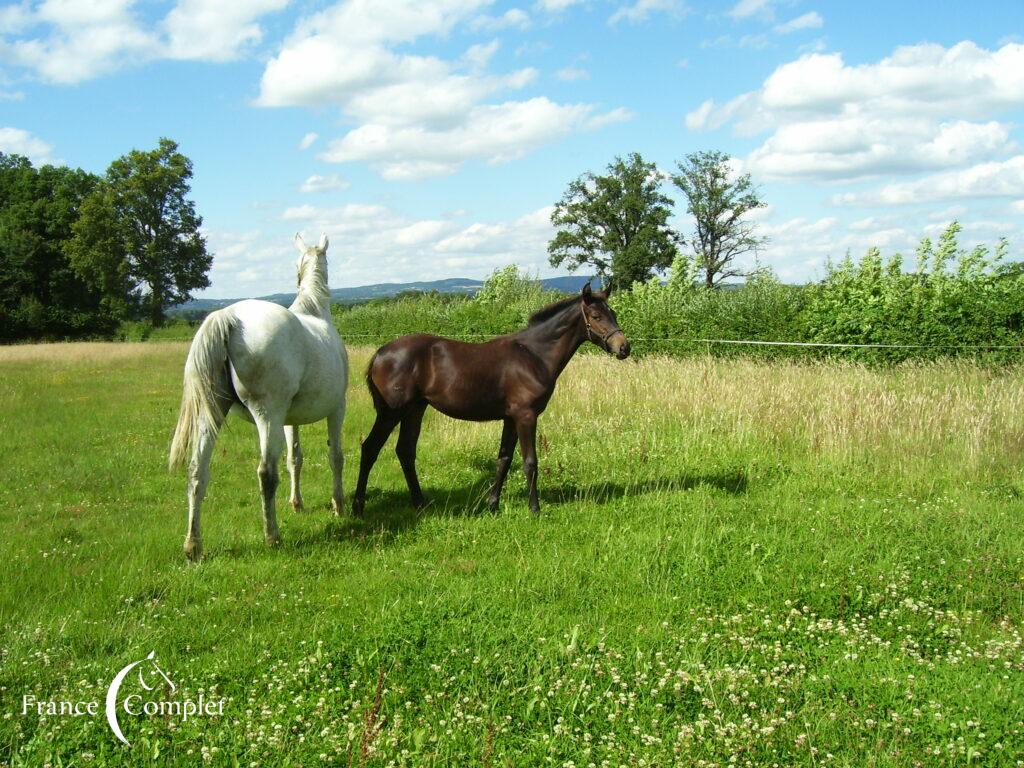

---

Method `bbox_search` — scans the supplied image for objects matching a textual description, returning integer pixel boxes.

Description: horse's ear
[294,232,307,252]
[604,281,614,297]
[318,232,329,252]
[581,281,593,300]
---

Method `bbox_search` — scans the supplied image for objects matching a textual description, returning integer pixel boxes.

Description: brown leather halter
[581,300,624,350]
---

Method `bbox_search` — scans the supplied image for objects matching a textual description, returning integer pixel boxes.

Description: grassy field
[1,342,1023,767]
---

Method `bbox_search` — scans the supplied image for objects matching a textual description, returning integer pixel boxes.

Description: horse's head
[137,650,176,694]
[580,282,630,359]
[293,232,329,287]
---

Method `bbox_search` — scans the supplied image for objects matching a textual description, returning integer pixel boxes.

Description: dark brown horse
[352,283,631,515]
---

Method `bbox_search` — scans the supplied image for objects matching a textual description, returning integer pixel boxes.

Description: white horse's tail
[169,310,235,471]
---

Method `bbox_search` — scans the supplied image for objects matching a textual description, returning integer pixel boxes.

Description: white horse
[169,233,349,561]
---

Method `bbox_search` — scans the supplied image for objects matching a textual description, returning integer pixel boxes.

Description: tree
[548,152,679,289]
[67,138,211,325]
[0,153,109,341]
[672,150,766,289]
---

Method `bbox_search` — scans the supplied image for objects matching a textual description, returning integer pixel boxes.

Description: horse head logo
[138,651,175,694]
[105,651,175,745]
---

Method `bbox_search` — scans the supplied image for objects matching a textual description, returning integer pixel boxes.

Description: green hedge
[333,224,1024,363]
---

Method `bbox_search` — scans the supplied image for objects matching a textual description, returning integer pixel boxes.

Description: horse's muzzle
[615,340,631,359]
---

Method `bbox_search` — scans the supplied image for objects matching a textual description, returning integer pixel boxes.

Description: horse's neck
[290,267,331,320]
[518,308,585,380]
[290,290,331,320]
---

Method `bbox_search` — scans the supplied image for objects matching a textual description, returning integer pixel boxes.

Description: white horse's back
[222,299,348,426]
[170,234,349,560]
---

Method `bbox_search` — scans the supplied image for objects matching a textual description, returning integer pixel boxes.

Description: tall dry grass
[8,342,1021,481]
[0,341,188,364]
[392,350,1024,482]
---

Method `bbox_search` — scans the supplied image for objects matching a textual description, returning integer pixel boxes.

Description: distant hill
[170,274,598,315]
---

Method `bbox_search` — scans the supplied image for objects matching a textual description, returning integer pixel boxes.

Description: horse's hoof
[486,497,500,513]
[351,497,364,517]
[331,497,344,517]
[183,539,202,562]
[265,534,282,548]
[291,499,304,513]
[412,496,430,511]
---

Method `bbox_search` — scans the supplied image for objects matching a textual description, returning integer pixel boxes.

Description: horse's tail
[364,350,386,411]
[169,310,235,471]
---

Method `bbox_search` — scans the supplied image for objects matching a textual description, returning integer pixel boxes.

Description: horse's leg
[284,425,303,512]
[184,422,216,561]
[352,411,400,516]
[327,405,346,516]
[487,418,517,512]
[515,413,541,513]
[255,414,285,547]
[396,402,428,509]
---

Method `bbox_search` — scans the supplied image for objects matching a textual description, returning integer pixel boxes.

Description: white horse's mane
[291,234,331,316]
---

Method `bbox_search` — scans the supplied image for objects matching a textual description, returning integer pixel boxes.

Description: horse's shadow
[288,465,749,551]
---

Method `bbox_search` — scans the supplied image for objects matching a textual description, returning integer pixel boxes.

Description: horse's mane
[291,254,330,315]
[527,294,580,327]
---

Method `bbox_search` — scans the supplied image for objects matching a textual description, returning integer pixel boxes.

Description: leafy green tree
[672,150,766,289]
[67,138,211,325]
[0,153,109,340]
[548,152,679,289]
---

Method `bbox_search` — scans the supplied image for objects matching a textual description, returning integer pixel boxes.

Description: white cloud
[556,65,589,81]
[687,41,1024,183]
[321,97,630,180]
[255,2,527,111]
[608,0,684,26]
[1010,200,1024,215]
[462,39,500,70]
[754,215,921,281]
[282,204,319,220]
[203,230,297,298]
[0,0,287,83]
[0,3,33,35]
[203,202,559,296]
[927,205,968,221]
[258,0,628,179]
[0,126,58,164]
[702,7,819,52]
[162,0,288,62]
[757,43,1024,118]
[394,219,454,246]
[299,173,348,193]
[833,155,1024,206]
[728,0,771,19]
[298,132,318,150]
[586,106,634,129]
[747,118,1012,180]
[685,99,714,130]
[0,0,157,83]
[470,8,530,31]
[0,71,24,100]
[535,0,584,12]
[773,11,822,34]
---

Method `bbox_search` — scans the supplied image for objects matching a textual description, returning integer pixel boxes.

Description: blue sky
[1,0,1022,297]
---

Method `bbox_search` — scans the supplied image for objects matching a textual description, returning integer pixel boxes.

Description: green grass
[1,343,1023,766]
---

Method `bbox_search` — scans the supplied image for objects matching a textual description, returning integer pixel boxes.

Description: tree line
[0,138,209,342]
[3,140,1020,358]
